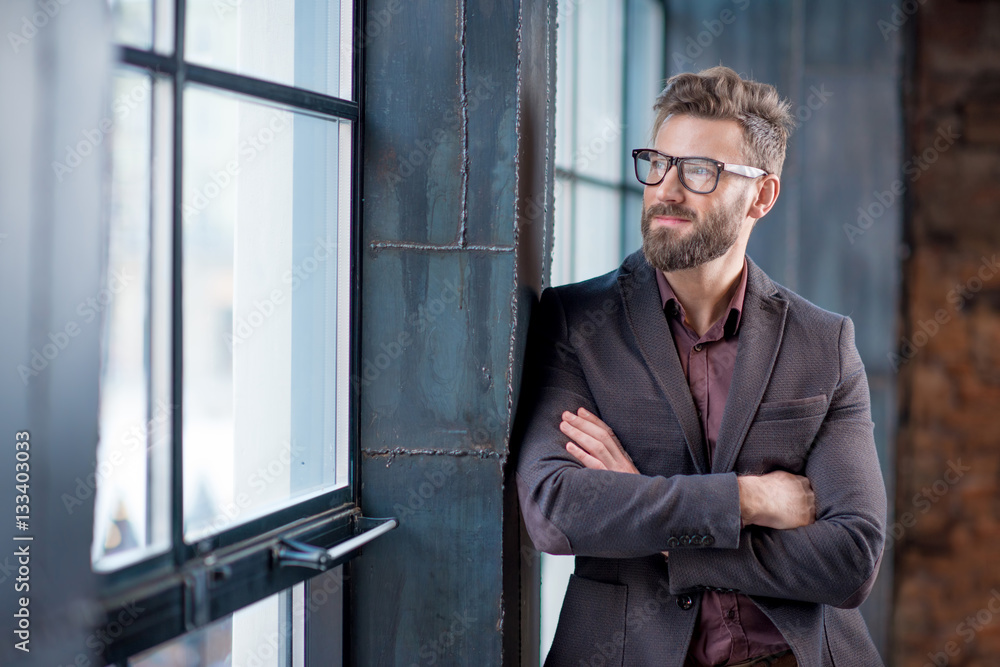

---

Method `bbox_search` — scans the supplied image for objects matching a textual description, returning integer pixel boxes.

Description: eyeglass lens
[634,151,719,193]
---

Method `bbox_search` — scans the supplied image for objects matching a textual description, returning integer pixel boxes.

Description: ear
[747,174,780,220]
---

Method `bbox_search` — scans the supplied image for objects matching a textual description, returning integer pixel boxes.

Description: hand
[560,408,638,475]
[561,409,667,557]
[738,471,816,530]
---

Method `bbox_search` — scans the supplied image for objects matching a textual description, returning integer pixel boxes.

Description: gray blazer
[515,251,887,666]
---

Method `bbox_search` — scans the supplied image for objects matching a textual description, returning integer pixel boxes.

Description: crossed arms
[515,291,887,609]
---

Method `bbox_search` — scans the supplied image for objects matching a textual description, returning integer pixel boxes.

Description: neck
[661,248,746,337]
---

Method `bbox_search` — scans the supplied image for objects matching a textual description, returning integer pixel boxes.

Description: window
[549,0,663,289]
[542,0,664,660]
[93,1,393,663]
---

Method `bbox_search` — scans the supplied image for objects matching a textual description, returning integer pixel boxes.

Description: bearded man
[515,66,887,666]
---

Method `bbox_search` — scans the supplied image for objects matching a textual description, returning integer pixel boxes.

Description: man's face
[641,115,755,273]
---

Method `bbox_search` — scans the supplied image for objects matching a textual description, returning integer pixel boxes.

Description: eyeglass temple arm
[722,163,767,178]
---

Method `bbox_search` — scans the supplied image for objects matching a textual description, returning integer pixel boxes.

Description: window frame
[96,0,392,662]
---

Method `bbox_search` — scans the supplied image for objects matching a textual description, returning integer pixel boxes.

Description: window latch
[274,538,334,571]
[273,517,398,571]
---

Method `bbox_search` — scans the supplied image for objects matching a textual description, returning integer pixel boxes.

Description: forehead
[653,115,746,163]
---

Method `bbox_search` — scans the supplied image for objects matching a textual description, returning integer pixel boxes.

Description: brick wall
[894,1,1000,664]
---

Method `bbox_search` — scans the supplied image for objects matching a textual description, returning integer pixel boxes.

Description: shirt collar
[654,257,749,338]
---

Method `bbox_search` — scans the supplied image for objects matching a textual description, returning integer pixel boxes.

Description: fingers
[560,416,616,468]
[559,409,638,474]
[562,409,616,443]
[574,407,614,437]
[565,441,606,470]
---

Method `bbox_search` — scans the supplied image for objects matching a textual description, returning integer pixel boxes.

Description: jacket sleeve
[666,316,888,609]
[514,287,744,559]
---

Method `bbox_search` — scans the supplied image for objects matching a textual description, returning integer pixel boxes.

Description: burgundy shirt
[655,261,790,666]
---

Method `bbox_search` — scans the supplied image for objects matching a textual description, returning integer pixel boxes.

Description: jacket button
[690,535,702,546]
[667,537,680,548]
[677,595,694,610]
[679,535,691,546]
[702,535,715,547]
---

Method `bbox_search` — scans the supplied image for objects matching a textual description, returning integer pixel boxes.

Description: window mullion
[170,0,187,571]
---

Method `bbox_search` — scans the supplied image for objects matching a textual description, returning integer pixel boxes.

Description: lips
[651,215,691,228]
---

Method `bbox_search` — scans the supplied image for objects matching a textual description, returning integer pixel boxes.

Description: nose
[649,162,685,203]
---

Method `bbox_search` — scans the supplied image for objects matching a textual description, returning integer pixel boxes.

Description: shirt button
[693,344,703,352]
[727,609,735,620]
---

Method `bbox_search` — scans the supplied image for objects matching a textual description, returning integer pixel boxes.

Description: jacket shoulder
[543,265,629,317]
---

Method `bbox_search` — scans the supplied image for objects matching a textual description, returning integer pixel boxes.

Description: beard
[640,194,746,273]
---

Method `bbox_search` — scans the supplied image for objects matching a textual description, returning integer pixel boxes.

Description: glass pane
[625,0,664,152]
[185,0,354,99]
[572,183,621,283]
[182,86,351,542]
[623,191,644,257]
[540,553,574,664]
[550,177,574,287]
[574,0,624,182]
[130,589,293,667]
[109,0,152,49]
[154,0,175,54]
[93,69,171,570]
[554,2,576,171]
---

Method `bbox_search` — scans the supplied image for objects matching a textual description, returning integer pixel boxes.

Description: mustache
[644,203,699,221]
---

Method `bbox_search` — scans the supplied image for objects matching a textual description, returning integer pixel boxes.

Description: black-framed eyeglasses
[631,148,767,194]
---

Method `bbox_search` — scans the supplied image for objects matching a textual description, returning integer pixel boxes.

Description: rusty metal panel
[354,453,504,665]
[353,0,556,664]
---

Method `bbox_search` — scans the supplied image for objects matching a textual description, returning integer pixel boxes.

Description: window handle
[274,517,398,571]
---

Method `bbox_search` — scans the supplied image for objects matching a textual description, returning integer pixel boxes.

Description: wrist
[737,476,759,526]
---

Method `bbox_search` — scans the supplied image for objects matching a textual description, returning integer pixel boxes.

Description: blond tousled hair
[652,66,794,177]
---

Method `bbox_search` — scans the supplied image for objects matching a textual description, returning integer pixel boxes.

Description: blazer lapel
[712,258,789,474]
[617,252,708,474]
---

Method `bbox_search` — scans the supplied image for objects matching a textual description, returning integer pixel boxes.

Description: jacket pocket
[754,394,828,422]
[736,397,828,474]
[544,575,628,667]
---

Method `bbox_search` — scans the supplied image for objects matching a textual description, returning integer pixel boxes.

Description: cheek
[642,188,655,210]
